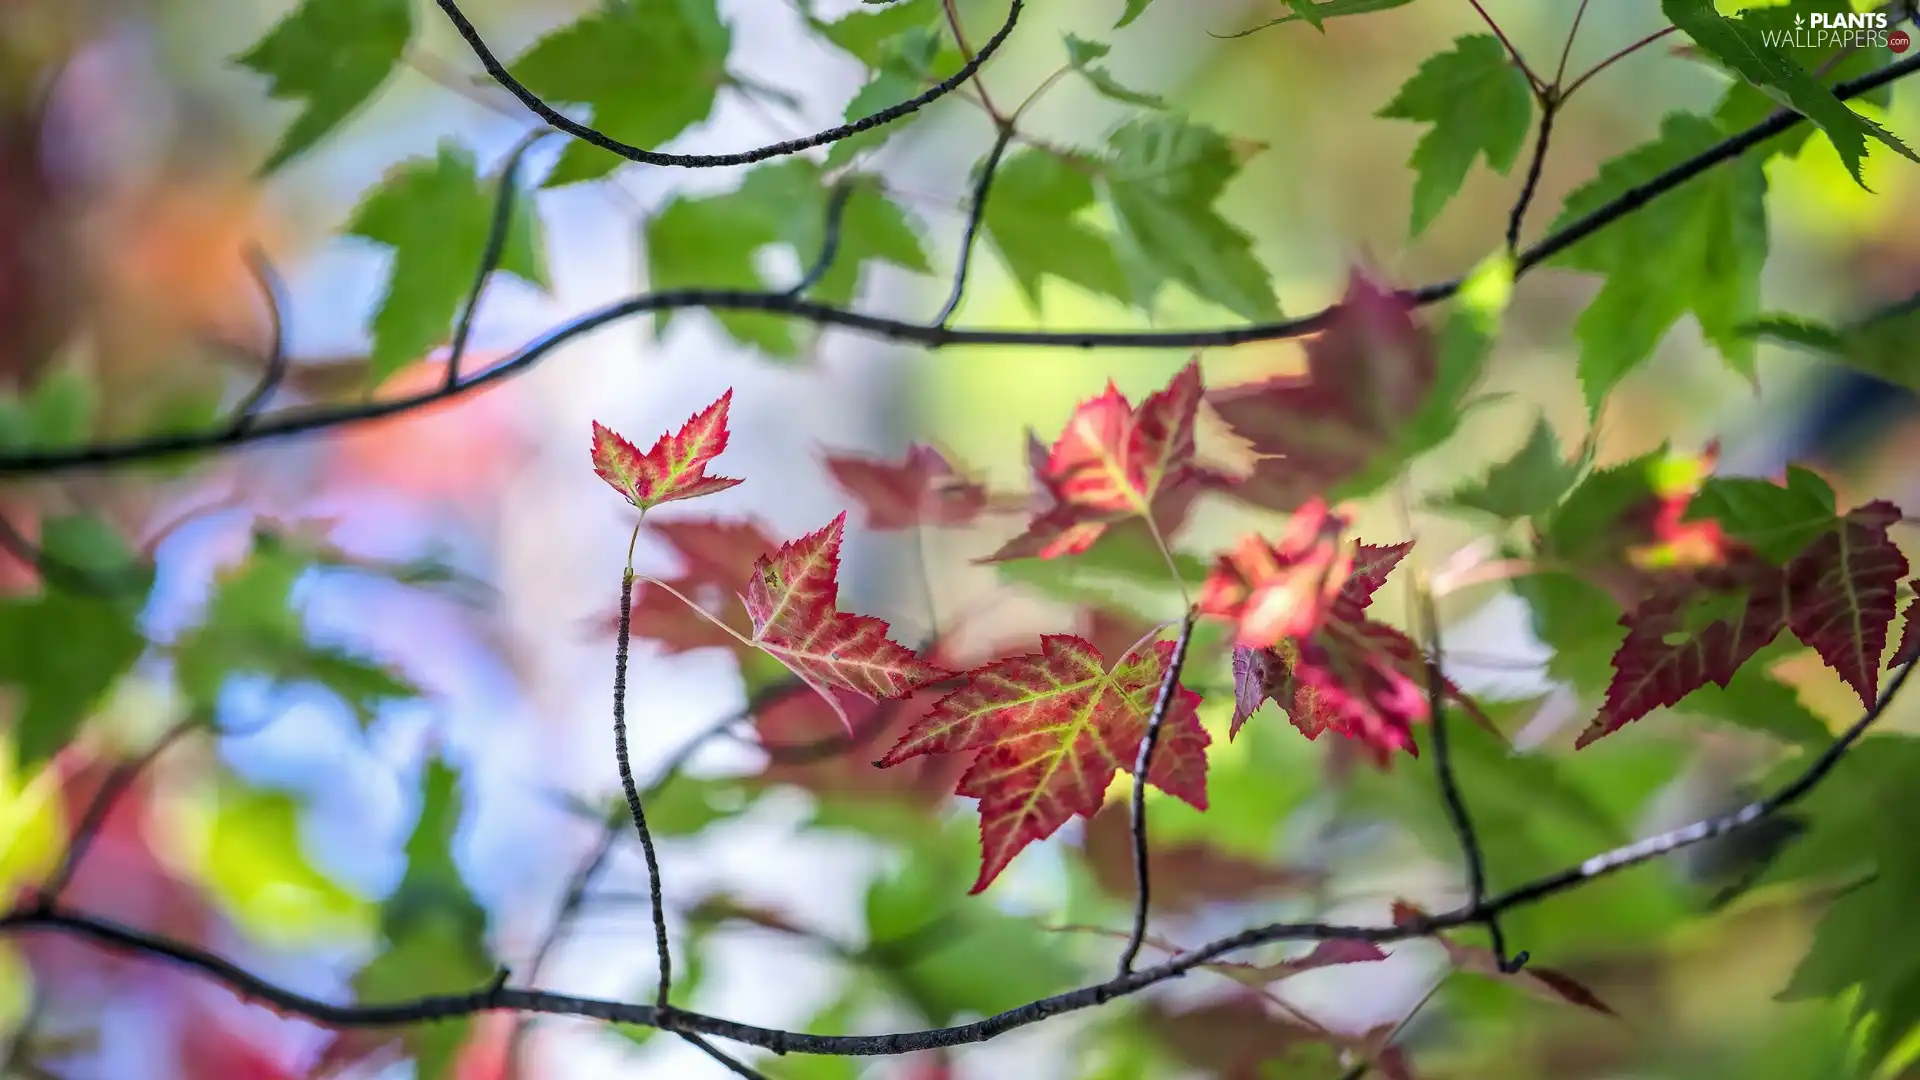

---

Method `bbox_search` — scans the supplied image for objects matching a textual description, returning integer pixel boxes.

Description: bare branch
[432,0,1023,170]
[229,244,289,430]
[1116,610,1197,976]
[447,131,548,390]
[931,123,1016,328]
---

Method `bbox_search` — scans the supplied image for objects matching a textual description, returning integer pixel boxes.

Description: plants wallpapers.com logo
[1768,11,1911,52]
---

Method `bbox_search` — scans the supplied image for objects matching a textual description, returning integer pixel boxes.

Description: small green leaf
[1099,116,1278,321]
[1116,0,1156,28]
[0,517,149,768]
[1686,465,1837,563]
[1547,113,1768,412]
[813,0,940,66]
[233,0,412,172]
[347,142,547,386]
[981,150,1130,311]
[1430,414,1581,520]
[1664,0,1916,187]
[1064,35,1166,108]
[1739,307,1920,392]
[1377,35,1533,236]
[509,0,732,185]
[173,531,418,728]
[824,27,958,169]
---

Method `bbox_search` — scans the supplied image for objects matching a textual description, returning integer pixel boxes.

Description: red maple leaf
[1228,540,1485,764]
[745,512,950,729]
[984,359,1230,562]
[1197,498,1355,648]
[876,634,1209,893]
[1207,271,1434,512]
[823,444,988,531]
[591,389,743,512]
[594,518,779,655]
[1584,501,1909,747]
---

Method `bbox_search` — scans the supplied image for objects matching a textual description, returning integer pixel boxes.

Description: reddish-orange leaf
[1227,539,1487,764]
[591,390,743,512]
[984,360,1229,562]
[823,444,988,531]
[1198,498,1355,649]
[745,513,949,729]
[1207,271,1435,512]
[877,634,1209,893]
[1584,500,1908,747]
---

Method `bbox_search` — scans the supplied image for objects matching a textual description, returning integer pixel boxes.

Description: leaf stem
[1560,25,1679,102]
[1466,0,1546,98]
[1141,514,1192,609]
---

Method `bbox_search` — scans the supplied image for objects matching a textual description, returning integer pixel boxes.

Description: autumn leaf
[1208,270,1437,511]
[1896,584,1920,669]
[1197,497,1354,649]
[1228,538,1487,763]
[985,359,1228,562]
[824,444,988,531]
[877,633,1208,893]
[1583,499,1909,747]
[591,390,743,513]
[746,513,949,729]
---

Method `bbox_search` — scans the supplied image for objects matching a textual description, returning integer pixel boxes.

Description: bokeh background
[3,0,1919,1077]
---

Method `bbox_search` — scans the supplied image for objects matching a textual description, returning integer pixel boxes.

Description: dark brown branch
[229,244,288,429]
[1116,611,1196,976]
[611,567,673,1009]
[784,182,854,299]
[432,0,1023,170]
[6,50,1916,479]
[931,123,1016,328]
[447,131,547,391]
[10,657,1908,1057]
[1505,98,1556,254]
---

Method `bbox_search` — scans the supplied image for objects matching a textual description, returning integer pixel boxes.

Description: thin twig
[1552,0,1593,88]
[941,0,1004,122]
[1116,610,1198,976]
[784,182,854,299]
[36,719,198,905]
[1505,98,1556,253]
[447,131,546,391]
[933,124,1016,328]
[1466,0,1545,97]
[612,567,673,1009]
[2,53,1917,478]
[1560,25,1680,102]
[229,244,288,429]
[433,0,1023,169]
[679,1032,770,1078]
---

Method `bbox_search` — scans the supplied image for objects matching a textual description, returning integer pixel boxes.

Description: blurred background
[2,0,1919,1077]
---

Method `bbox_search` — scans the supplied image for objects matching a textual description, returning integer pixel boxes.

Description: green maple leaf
[981,150,1130,312]
[646,161,927,356]
[1116,0,1156,28]
[173,531,418,729]
[1707,0,1895,159]
[1098,116,1278,321]
[825,27,960,169]
[347,142,548,386]
[1685,465,1838,563]
[355,757,493,1079]
[508,0,733,186]
[1377,35,1534,236]
[1665,0,1916,186]
[1739,306,1920,392]
[1430,413,1583,521]
[1063,35,1166,108]
[812,0,940,65]
[0,518,149,768]
[233,0,411,173]
[1546,113,1769,412]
